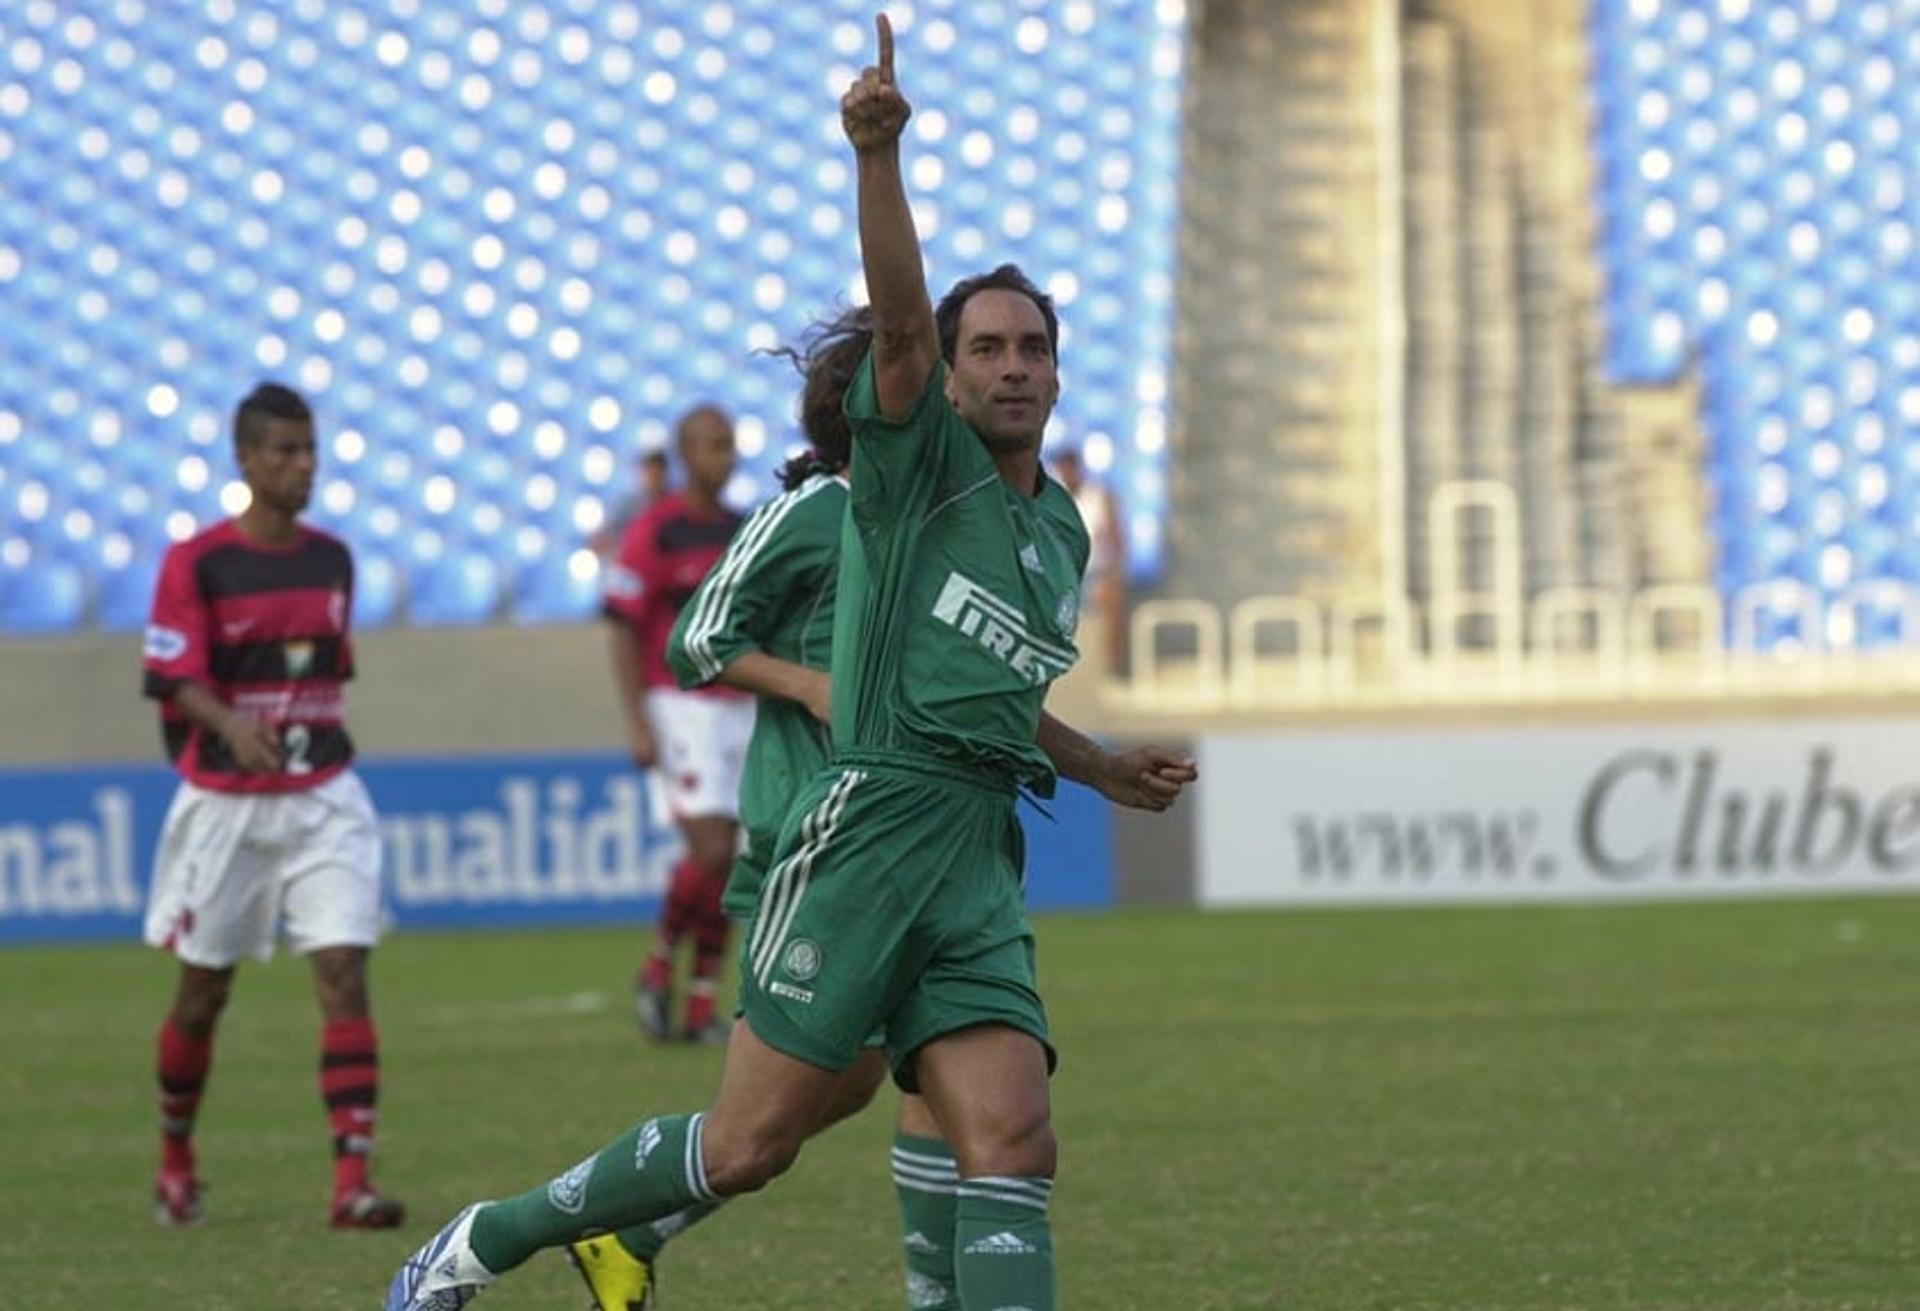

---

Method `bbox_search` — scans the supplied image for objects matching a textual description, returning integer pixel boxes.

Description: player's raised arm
[843,13,939,420]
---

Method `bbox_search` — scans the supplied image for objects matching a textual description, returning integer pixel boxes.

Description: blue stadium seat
[407,549,502,627]
[512,551,600,625]
[352,551,403,630]
[0,559,87,635]
[95,557,162,634]
[1593,0,1920,647]
[0,1,1185,627]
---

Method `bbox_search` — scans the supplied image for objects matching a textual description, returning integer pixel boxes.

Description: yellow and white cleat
[567,1235,657,1311]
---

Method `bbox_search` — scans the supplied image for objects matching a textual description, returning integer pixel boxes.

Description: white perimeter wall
[1197,716,1920,906]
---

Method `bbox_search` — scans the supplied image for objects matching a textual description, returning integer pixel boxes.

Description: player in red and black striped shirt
[603,405,755,1043]
[140,382,403,1231]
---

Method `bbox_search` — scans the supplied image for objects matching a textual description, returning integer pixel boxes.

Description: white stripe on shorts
[750,769,864,987]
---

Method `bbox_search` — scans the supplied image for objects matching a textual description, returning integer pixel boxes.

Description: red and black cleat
[154,1170,205,1227]
[684,1017,733,1046]
[331,1186,406,1230]
[635,980,674,1043]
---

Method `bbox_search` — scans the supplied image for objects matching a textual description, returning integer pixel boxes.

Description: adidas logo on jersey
[902,1230,940,1252]
[930,572,1075,686]
[963,1230,1037,1256]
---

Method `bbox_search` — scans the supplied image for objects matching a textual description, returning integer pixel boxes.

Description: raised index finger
[876,12,895,81]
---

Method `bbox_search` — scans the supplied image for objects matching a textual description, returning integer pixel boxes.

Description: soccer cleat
[635,980,673,1043]
[684,1017,732,1046]
[567,1235,657,1311]
[154,1170,204,1227]
[332,1185,406,1230]
[384,1201,495,1311]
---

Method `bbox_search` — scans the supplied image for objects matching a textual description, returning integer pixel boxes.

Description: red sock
[684,977,720,1032]
[686,872,732,1032]
[691,860,728,930]
[157,1018,214,1177]
[641,950,674,994]
[644,856,708,991]
[663,857,706,938]
[320,1018,379,1199]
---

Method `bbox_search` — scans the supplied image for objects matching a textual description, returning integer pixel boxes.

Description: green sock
[953,1176,1054,1311]
[469,1112,717,1274]
[891,1133,960,1310]
[610,1197,725,1264]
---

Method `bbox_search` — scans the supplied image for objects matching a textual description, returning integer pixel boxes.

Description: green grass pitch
[4,900,1918,1309]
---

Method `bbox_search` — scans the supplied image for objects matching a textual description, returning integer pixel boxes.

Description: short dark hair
[675,403,732,445]
[770,304,873,490]
[934,263,1059,366]
[640,450,669,469]
[234,381,311,451]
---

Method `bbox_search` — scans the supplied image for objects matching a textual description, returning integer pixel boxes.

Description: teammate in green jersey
[569,308,907,1310]
[386,20,1195,1311]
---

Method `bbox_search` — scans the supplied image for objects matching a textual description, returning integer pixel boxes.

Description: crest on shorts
[783,938,823,982]
[284,640,315,677]
[546,1153,596,1215]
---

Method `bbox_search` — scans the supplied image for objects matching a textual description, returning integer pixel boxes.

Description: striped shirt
[142,520,356,794]
[602,491,744,697]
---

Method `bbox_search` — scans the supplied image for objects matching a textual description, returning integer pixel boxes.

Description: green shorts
[737,753,1054,1090]
[732,831,896,1047]
[722,836,773,923]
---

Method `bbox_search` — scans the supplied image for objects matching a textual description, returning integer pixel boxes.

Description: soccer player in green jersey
[386,19,1195,1311]
[571,304,1177,1308]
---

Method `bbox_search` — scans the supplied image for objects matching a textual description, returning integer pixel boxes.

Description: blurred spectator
[592,449,673,557]
[1051,444,1127,671]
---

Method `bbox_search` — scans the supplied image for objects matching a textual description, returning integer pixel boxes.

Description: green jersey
[836,352,1089,795]
[665,471,847,875]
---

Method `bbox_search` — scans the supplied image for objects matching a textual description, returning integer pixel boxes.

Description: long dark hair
[770,304,874,490]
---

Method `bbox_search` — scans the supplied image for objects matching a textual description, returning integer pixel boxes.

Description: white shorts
[646,687,755,821]
[143,770,385,969]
